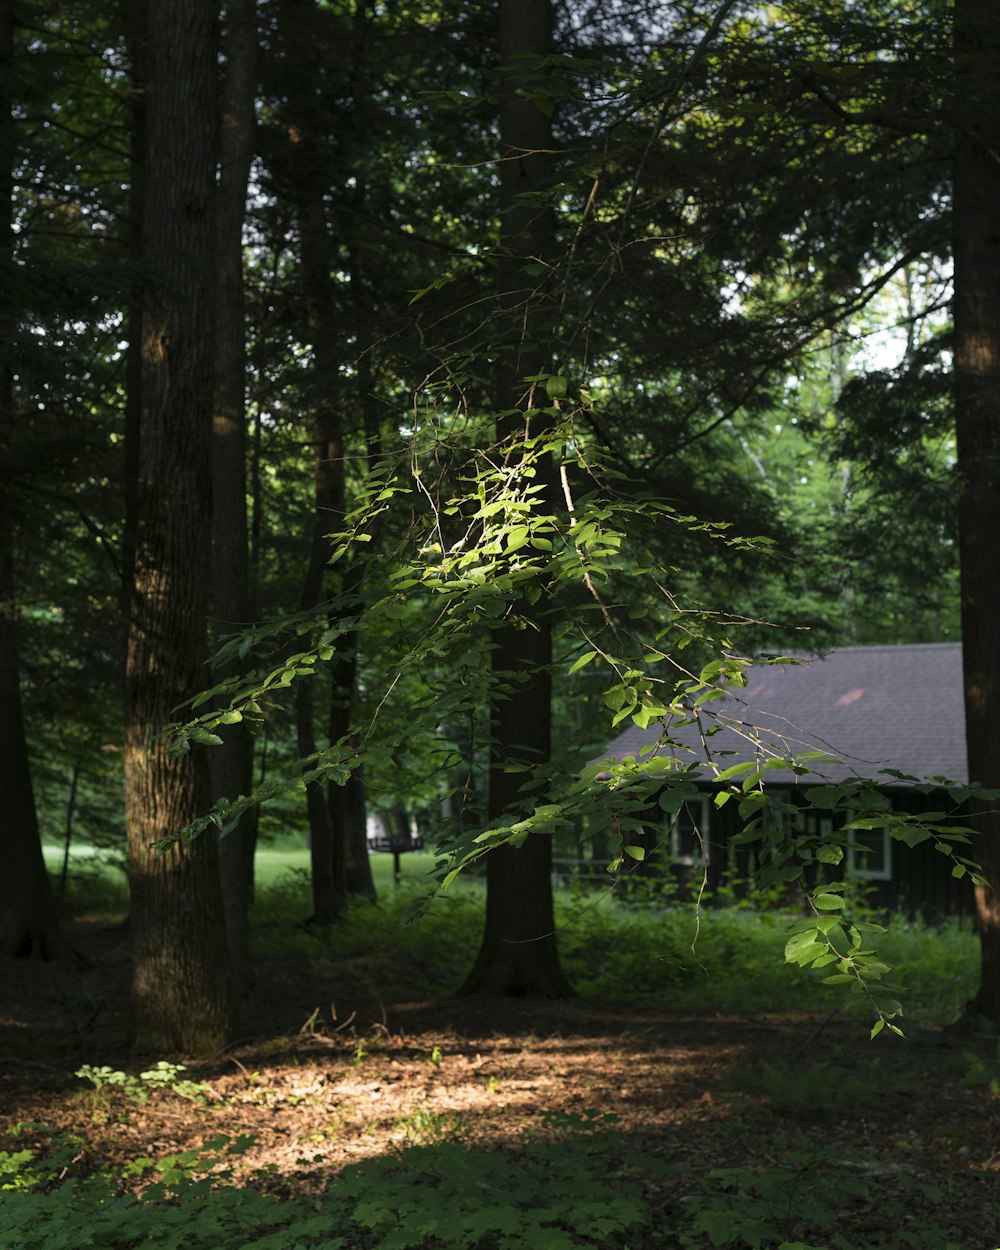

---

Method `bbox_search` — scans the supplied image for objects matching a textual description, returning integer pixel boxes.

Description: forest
[2,0,1000,1247]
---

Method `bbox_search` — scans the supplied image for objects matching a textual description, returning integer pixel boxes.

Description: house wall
[643,786,977,919]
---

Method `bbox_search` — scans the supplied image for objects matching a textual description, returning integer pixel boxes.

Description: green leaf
[544,375,568,399]
[812,893,846,911]
[815,844,844,865]
[623,845,646,861]
[784,929,820,962]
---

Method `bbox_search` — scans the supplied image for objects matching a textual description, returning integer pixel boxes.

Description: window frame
[845,823,893,881]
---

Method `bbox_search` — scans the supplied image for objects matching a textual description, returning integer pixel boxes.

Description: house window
[846,826,892,881]
[755,790,831,839]
[670,796,711,865]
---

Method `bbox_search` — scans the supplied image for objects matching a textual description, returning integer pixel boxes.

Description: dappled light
[6,0,1000,1245]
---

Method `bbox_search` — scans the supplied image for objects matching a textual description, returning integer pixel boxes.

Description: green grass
[252,847,444,892]
[42,844,446,918]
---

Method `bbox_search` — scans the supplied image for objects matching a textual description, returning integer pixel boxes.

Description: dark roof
[600,643,968,787]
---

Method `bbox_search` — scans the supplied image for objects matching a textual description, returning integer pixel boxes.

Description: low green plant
[76,1061,210,1112]
[536,1108,625,1154]
[722,1059,879,1120]
[0,1165,338,1250]
[960,1044,1000,1097]
[121,1133,257,1193]
[0,1125,87,1193]
[0,1125,650,1250]
[392,1106,465,1145]
[679,1159,861,1250]
[677,1154,965,1250]
[332,1138,649,1249]
[554,894,978,1025]
[0,1148,38,1192]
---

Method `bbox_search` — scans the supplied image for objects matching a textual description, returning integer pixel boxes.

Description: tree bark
[277,0,373,919]
[124,0,235,1053]
[0,0,69,961]
[0,526,69,959]
[293,165,346,923]
[122,0,146,610]
[459,0,572,998]
[954,0,1000,1023]
[211,0,258,996]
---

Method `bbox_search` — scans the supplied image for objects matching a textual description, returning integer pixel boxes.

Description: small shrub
[76,1061,210,1115]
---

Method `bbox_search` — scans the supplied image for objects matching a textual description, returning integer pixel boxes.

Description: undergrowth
[247,870,979,1026]
[45,852,977,1025]
[0,1124,652,1250]
[2,1118,985,1250]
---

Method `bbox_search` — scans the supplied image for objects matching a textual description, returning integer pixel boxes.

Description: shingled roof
[599,643,968,787]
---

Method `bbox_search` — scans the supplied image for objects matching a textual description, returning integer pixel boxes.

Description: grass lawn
[43,843,443,898]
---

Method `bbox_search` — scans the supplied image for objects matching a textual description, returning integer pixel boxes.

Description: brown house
[598,643,975,917]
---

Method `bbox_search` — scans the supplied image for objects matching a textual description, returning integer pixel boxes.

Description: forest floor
[2,917,999,1250]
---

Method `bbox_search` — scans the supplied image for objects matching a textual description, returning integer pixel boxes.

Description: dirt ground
[2,919,999,1249]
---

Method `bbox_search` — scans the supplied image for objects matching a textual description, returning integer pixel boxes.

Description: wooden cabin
[597,643,976,918]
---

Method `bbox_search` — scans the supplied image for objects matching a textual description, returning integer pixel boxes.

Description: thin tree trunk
[124,0,235,1053]
[459,0,571,998]
[211,0,257,996]
[330,0,381,906]
[0,0,68,961]
[0,526,69,959]
[954,0,1000,1024]
[295,391,345,925]
[121,0,145,611]
[277,0,375,918]
[328,641,375,902]
[58,755,83,896]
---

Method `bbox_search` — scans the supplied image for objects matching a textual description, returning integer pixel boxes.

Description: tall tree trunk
[296,425,345,926]
[459,0,571,998]
[295,155,346,924]
[333,4,380,905]
[122,0,145,609]
[0,0,68,961]
[277,0,373,918]
[211,0,258,996]
[124,0,235,1053]
[954,0,1000,1024]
